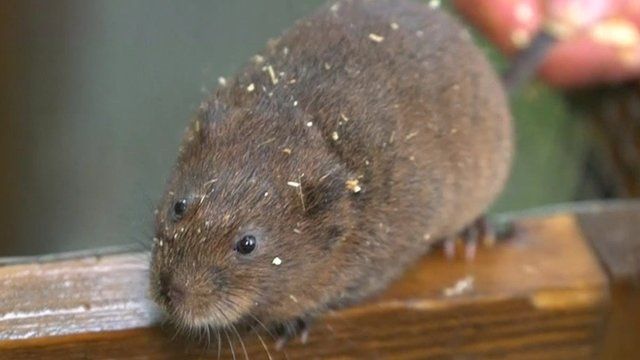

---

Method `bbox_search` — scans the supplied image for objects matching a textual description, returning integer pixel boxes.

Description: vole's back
[225,0,512,304]
[300,0,511,234]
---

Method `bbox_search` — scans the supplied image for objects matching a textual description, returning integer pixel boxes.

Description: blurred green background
[0,0,604,256]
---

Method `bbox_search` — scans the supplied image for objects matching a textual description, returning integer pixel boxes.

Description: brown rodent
[150,0,512,339]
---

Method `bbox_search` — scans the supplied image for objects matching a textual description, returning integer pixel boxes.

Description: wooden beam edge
[2,200,631,358]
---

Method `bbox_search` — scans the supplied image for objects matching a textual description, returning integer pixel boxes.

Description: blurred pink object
[454,0,640,87]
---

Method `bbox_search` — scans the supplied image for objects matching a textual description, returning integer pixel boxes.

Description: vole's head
[150,94,356,330]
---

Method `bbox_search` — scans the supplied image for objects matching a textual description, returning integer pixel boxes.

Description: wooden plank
[575,201,640,360]
[0,251,158,341]
[0,207,613,359]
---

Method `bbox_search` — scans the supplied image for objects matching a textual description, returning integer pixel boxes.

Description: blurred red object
[454,0,640,87]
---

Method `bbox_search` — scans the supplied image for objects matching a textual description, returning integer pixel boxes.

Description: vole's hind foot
[274,317,311,351]
[444,216,499,261]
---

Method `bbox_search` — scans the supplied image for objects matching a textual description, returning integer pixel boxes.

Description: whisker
[253,325,274,360]
[247,313,276,340]
[231,324,249,360]
[216,328,222,360]
[170,320,181,342]
[204,324,211,350]
[224,328,237,360]
[246,313,289,360]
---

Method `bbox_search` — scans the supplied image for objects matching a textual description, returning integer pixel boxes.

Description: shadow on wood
[2,201,640,359]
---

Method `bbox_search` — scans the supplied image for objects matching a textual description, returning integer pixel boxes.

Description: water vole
[150,0,512,341]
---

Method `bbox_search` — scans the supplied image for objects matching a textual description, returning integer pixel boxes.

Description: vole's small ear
[301,172,344,218]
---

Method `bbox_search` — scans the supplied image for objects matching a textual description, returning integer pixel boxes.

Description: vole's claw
[274,317,310,350]
[463,235,478,261]
[299,327,309,344]
[443,236,457,260]
[274,337,287,352]
[443,216,505,261]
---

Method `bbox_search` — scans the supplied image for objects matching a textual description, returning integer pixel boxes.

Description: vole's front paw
[273,317,311,350]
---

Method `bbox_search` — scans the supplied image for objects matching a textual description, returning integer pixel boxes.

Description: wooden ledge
[2,201,639,359]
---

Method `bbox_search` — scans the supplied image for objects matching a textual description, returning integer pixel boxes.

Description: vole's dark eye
[235,235,257,255]
[173,199,188,220]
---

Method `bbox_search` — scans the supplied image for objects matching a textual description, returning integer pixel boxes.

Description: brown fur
[150,0,512,332]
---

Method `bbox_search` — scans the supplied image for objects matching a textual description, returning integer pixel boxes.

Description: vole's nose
[167,286,185,304]
[159,272,186,305]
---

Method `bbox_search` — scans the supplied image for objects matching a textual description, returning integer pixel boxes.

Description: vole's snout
[158,272,185,306]
[153,265,248,328]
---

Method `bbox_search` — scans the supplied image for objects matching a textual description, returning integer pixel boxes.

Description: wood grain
[576,201,640,360]
[1,203,628,359]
